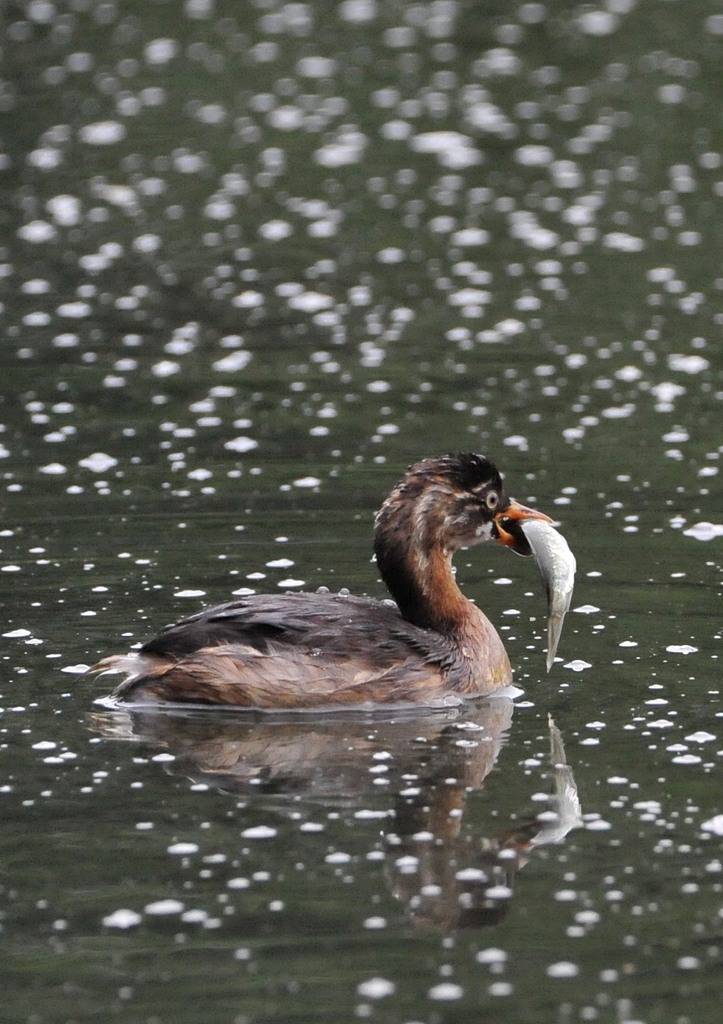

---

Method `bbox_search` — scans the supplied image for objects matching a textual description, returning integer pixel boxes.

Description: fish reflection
[89,700,581,929]
[388,711,582,929]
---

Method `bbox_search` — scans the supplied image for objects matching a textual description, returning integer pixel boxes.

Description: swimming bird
[95,453,574,710]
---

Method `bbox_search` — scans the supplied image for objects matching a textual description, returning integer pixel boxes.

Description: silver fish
[520,519,576,672]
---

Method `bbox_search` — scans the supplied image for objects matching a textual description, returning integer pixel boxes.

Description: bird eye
[485,490,499,510]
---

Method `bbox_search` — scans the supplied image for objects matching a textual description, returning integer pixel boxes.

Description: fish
[520,519,576,672]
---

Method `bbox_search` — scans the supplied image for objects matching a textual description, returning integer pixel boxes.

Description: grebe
[96,453,575,710]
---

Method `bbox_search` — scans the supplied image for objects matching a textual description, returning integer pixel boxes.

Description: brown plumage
[95,453,553,710]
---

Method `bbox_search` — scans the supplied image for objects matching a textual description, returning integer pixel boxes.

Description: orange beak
[494,501,554,554]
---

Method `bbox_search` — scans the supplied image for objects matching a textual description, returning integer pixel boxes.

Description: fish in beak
[495,502,577,672]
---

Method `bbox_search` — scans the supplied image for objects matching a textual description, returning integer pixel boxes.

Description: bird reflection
[89,699,581,929]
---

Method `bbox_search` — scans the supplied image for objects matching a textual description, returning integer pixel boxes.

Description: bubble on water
[151,360,181,378]
[96,183,137,207]
[509,213,559,250]
[167,842,198,854]
[325,850,353,865]
[28,147,63,170]
[451,227,490,247]
[51,336,78,355]
[502,434,528,450]
[612,367,640,388]
[456,867,487,882]
[485,884,512,899]
[204,196,235,220]
[78,452,118,472]
[546,960,580,978]
[578,10,619,35]
[465,98,514,137]
[209,350,252,376]
[224,436,258,454]
[103,908,142,929]
[704,13,723,38]
[194,102,226,127]
[79,121,126,145]
[650,380,686,410]
[411,131,480,168]
[47,195,82,226]
[241,825,277,839]
[17,220,57,243]
[58,301,91,318]
[488,981,514,996]
[144,899,184,915]
[393,855,418,874]
[315,131,367,167]
[78,254,107,273]
[682,522,723,541]
[181,909,210,924]
[357,977,395,999]
[286,291,334,313]
[267,105,304,131]
[496,318,525,337]
[339,0,378,24]
[380,118,412,141]
[476,947,508,964]
[449,287,491,308]
[428,982,464,1001]
[132,233,162,254]
[659,83,686,104]
[551,160,583,188]
[702,815,723,835]
[665,645,698,655]
[603,232,645,252]
[476,46,523,75]
[602,403,637,420]
[515,144,553,167]
[296,55,336,79]
[668,353,709,374]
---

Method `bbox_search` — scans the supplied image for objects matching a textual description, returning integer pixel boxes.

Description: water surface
[1,2,721,1022]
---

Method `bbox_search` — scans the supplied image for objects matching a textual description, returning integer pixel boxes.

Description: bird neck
[374,519,474,635]
[373,494,513,694]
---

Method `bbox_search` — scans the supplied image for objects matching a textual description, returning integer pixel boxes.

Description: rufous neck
[374,528,472,634]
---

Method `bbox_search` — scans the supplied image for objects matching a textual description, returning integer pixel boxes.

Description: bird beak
[494,501,554,554]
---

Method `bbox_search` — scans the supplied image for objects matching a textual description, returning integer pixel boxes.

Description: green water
[1,2,721,1022]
